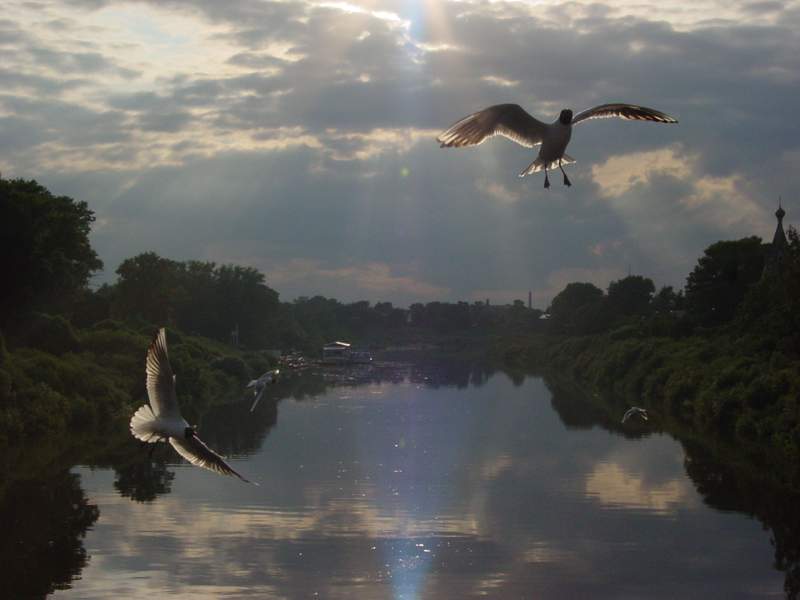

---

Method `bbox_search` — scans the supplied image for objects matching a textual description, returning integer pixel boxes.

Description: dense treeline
[502,225,800,467]
[0,176,540,442]
[3,174,799,465]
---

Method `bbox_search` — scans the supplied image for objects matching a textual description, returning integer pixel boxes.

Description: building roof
[323,341,351,349]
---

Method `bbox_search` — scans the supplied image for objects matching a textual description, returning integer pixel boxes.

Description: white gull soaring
[437,103,678,188]
[130,328,257,484]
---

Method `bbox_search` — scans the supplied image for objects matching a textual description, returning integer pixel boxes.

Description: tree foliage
[607,275,655,317]
[548,282,605,334]
[111,253,281,348]
[0,177,102,323]
[685,236,764,326]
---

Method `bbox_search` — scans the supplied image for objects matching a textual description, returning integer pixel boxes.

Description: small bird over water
[621,406,649,424]
[437,103,677,188]
[130,328,256,484]
[247,368,280,412]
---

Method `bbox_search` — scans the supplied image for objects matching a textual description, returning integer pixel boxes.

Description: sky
[2,0,798,307]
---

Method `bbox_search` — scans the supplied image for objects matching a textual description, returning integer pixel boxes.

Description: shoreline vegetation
[494,204,800,486]
[2,176,799,479]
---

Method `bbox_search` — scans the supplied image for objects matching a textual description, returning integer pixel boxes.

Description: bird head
[184,426,196,439]
[559,109,573,125]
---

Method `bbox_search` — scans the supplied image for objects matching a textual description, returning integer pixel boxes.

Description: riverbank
[497,330,800,484]
[0,316,277,445]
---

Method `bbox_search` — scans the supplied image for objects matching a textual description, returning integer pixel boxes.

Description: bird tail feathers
[130,404,161,442]
[519,154,576,177]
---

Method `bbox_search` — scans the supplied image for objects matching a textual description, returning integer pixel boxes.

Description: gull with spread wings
[130,328,257,484]
[437,103,677,188]
[247,368,280,412]
[622,406,649,424]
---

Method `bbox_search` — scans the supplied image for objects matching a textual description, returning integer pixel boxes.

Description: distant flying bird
[130,328,256,484]
[621,406,649,424]
[437,103,678,188]
[247,368,280,412]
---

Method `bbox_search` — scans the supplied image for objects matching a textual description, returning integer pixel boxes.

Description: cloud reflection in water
[58,372,784,599]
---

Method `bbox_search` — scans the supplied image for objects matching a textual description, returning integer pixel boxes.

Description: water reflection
[114,459,175,502]
[2,361,799,598]
[683,439,800,599]
[0,471,98,599]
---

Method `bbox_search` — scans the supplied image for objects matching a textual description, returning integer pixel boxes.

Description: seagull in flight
[621,406,649,424]
[247,368,280,412]
[437,103,678,188]
[130,328,257,484]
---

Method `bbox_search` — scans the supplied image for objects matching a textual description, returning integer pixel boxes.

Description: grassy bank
[0,314,277,445]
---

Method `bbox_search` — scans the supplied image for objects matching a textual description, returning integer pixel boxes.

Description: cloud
[1,0,797,305]
[591,147,691,199]
[222,257,451,304]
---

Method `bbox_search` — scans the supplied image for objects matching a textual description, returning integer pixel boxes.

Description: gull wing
[249,386,266,413]
[170,436,256,484]
[146,328,180,418]
[437,104,546,149]
[572,103,678,125]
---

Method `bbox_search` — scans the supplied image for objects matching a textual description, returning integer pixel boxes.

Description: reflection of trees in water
[544,373,800,600]
[197,394,278,456]
[682,440,800,600]
[299,359,501,391]
[0,471,98,598]
[114,458,176,502]
[545,376,652,438]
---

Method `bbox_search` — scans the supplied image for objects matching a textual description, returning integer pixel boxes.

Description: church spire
[773,196,787,248]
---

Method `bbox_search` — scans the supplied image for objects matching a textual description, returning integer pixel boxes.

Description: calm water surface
[29,365,796,598]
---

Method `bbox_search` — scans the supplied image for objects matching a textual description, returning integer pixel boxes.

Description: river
[6,361,798,599]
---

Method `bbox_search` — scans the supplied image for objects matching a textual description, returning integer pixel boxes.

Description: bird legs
[559,160,572,187]
[543,162,571,188]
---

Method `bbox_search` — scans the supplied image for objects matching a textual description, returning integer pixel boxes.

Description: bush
[211,356,250,380]
[20,313,80,355]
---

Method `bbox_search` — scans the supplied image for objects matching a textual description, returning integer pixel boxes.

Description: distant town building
[322,341,351,363]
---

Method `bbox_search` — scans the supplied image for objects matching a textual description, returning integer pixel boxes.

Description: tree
[652,286,684,313]
[685,237,764,325]
[113,252,184,325]
[607,275,655,317]
[548,282,605,334]
[213,264,280,347]
[0,177,102,323]
[735,226,800,351]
